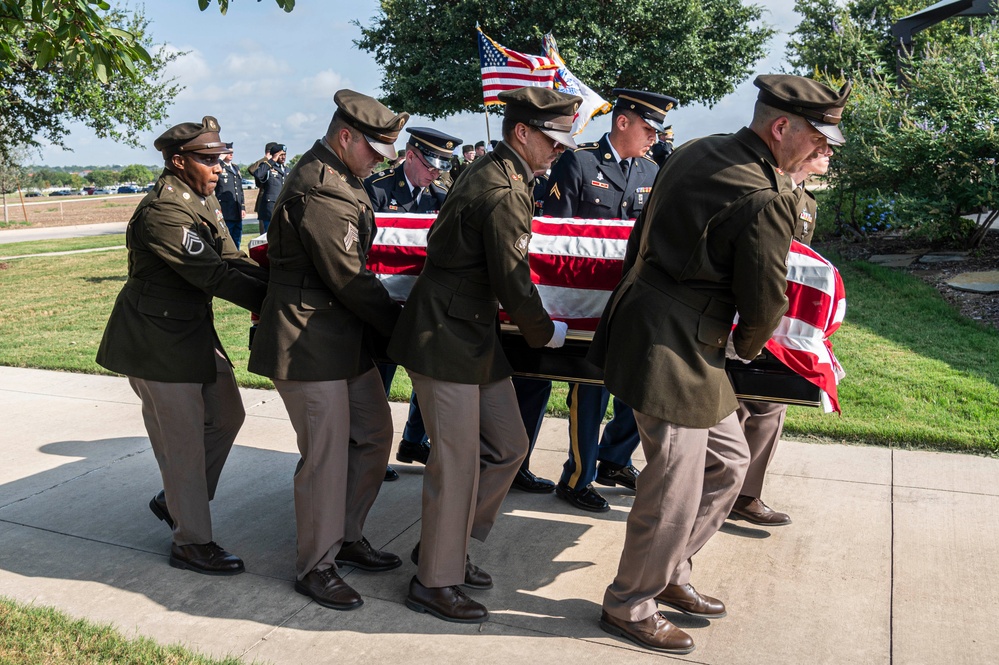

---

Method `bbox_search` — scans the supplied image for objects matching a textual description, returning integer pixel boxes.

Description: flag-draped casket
[248,214,845,412]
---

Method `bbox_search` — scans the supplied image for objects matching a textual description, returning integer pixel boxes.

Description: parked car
[24,190,42,197]
[50,189,75,196]
[117,185,140,194]
[241,178,256,189]
[91,188,113,195]
[83,186,96,195]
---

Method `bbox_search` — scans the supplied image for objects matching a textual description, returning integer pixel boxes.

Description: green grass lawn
[0,597,247,664]
[0,235,996,453]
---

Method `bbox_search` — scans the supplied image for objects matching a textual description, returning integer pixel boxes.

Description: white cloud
[300,70,350,100]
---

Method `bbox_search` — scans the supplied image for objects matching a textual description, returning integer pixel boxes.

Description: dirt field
[0,190,260,228]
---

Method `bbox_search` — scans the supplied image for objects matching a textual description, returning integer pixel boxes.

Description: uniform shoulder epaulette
[369,169,395,184]
[640,153,656,163]
[432,178,449,192]
[576,142,600,151]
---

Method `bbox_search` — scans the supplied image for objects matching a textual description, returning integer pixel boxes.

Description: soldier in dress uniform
[387,86,581,624]
[588,75,851,654]
[247,90,409,611]
[543,88,678,513]
[364,127,462,482]
[214,142,246,247]
[96,116,267,576]
[728,142,836,526]
[252,141,288,233]
[649,125,674,168]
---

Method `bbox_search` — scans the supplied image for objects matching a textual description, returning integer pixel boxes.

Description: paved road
[0,221,128,244]
[1,366,996,664]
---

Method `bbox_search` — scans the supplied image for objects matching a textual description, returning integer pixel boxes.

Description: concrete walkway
[1,367,995,664]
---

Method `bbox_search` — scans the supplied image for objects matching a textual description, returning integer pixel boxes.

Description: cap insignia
[207,119,218,130]
[445,141,454,149]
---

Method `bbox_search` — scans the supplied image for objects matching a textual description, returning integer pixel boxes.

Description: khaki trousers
[129,350,244,546]
[735,399,787,499]
[274,367,394,580]
[603,411,749,622]
[408,371,528,588]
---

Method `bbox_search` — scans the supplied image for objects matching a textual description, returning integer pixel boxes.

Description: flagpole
[484,108,492,145]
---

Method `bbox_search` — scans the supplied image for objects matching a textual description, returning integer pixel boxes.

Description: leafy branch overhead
[354,0,775,118]
[197,0,295,14]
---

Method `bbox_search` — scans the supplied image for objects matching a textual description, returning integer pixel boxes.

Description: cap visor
[641,116,666,132]
[422,151,452,171]
[364,134,397,161]
[541,128,577,150]
[808,119,845,146]
[192,147,232,156]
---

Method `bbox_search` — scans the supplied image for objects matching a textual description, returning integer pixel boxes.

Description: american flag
[478,27,558,106]
[249,217,845,411]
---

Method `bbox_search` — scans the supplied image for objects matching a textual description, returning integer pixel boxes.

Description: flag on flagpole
[478,26,558,106]
[543,33,611,136]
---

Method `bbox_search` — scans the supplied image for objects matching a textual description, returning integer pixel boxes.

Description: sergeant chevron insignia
[549,182,561,200]
[183,228,205,255]
[344,224,359,251]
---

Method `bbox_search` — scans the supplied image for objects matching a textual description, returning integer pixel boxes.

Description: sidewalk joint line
[889,445,896,665]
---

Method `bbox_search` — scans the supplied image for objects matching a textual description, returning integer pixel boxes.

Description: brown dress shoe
[410,542,493,590]
[405,576,488,624]
[169,542,244,576]
[599,610,694,654]
[335,537,402,572]
[729,495,792,526]
[295,567,363,611]
[655,583,726,618]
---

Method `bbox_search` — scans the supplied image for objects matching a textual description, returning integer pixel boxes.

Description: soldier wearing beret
[214,142,246,248]
[252,141,288,233]
[364,127,462,481]
[543,89,678,514]
[729,138,839,527]
[589,75,850,653]
[96,116,268,576]
[247,90,409,611]
[387,86,582,623]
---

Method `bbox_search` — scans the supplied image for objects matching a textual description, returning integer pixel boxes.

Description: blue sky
[37,0,801,167]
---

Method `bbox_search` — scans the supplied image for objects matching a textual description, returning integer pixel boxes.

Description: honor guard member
[214,142,246,247]
[387,86,581,623]
[252,141,288,233]
[96,116,267,576]
[649,125,674,168]
[588,75,850,654]
[543,88,678,513]
[729,139,838,526]
[248,142,275,219]
[247,90,410,611]
[364,126,462,481]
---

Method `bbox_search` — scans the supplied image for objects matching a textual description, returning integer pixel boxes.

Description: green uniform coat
[247,139,401,382]
[96,170,267,383]
[387,141,554,385]
[589,127,799,428]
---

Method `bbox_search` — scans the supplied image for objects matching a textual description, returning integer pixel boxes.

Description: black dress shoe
[149,490,174,529]
[410,541,493,590]
[396,439,431,465]
[511,468,556,494]
[555,482,610,513]
[169,542,244,576]
[335,537,402,572]
[384,466,400,482]
[595,463,640,492]
[405,576,488,623]
[295,567,363,611]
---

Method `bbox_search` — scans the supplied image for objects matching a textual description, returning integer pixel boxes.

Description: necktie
[412,186,422,203]
[620,159,630,178]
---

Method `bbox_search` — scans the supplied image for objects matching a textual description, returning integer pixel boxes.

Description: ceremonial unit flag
[477,27,558,105]
[542,33,611,136]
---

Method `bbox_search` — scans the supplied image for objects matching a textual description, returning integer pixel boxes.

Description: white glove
[545,320,568,348]
[725,332,752,364]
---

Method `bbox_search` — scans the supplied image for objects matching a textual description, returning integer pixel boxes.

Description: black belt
[633,256,736,321]
[125,277,209,304]
[268,268,326,289]
[421,261,495,300]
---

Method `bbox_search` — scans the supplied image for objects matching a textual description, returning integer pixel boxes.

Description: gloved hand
[725,333,752,364]
[545,320,568,348]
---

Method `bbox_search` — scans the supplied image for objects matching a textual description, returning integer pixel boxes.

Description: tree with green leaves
[788,0,998,248]
[119,164,154,185]
[198,0,294,13]
[0,1,180,164]
[355,0,775,118]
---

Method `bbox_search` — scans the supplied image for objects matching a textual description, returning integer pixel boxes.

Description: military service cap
[475,140,486,149]
[406,127,462,171]
[499,87,583,150]
[611,89,678,132]
[462,144,474,153]
[265,142,279,154]
[333,89,410,161]
[154,116,232,158]
[270,143,287,155]
[754,75,852,145]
